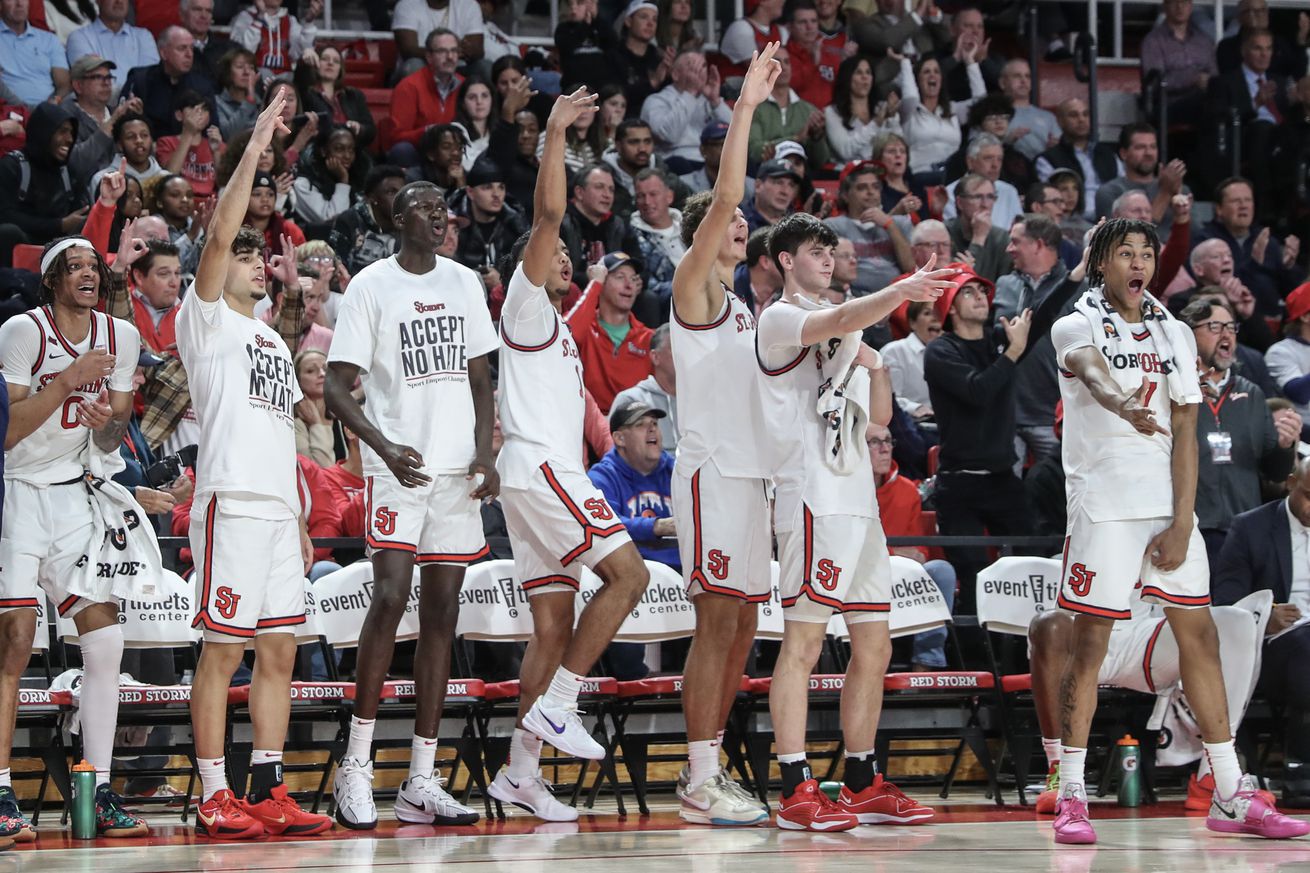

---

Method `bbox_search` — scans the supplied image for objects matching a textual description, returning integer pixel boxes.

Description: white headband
[40,238,97,277]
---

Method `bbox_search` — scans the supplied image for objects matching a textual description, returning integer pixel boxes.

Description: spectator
[719,0,788,77]
[1025,404,1066,537]
[262,255,332,353]
[293,348,335,466]
[603,119,658,218]
[1048,166,1091,245]
[0,102,88,264]
[1141,0,1217,121]
[293,124,366,228]
[212,47,259,139]
[996,58,1059,163]
[124,27,219,140]
[867,420,958,670]
[128,238,183,352]
[1035,97,1121,221]
[455,76,495,169]
[555,0,618,95]
[1267,283,1310,424]
[66,0,159,95]
[678,120,754,204]
[945,173,1011,282]
[785,0,839,108]
[1094,123,1189,231]
[452,155,527,287]
[995,213,1082,464]
[588,401,677,566]
[1186,285,1281,398]
[484,80,540,216]
[733,224,783,318]
[746,50,829,166]
[154,89,220,198]
[229,0,319,77]
[1181,296,1299,570]
[245,169,305,259]
[1187,239,1275,352]
[296,46,377,151]
[937,6,1003,100]
[66,57,139,189]
[943,133,1022,228]
[1024,181,1080,269]
[851,0,949,93]
[566,251,654,412]
[629,167,684,315]
[1216,0,1306,82]
[825,237,858,305]
[1214,460,1310,808]
[392,0,484,74]
[328,163,404,274]
[385,28,465,166]
[894,47,985,185]
[215,124,293,214]
[742,158,799,232]
[872,132,931,220]
[655,0,702,55]
[1193,176,1304,317]
[596,83,627,150]
[0,0,70,106]
[145,173,204,273]
[560,162,640,282]
[408,122,467,193]
[180,0,234,83]
[824,162,914,294]
[613,323,677,450]
[825,55,901,164]
[882,300,939,420]
[609,0,670,112]
[262,77,317,165]
[814,0,845,37]
[642,50,731,174]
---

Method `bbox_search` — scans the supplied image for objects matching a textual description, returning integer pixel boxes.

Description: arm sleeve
[949,62,986,122]
[1266,343,1309,399]
[454,0,485,34]
[896,56,921,117]
[325,281,377,371]
[500,264,560,348]
[82,197,115,256]
[292,177,352,224]
[109,319,139,393]
[229,8,261,51]
[0,316,41,389]
[65,28,92,66]
[922,339,1017,406]
[174,290,227,353]
[1153,220,1189,292]
[1051,313,1094,370]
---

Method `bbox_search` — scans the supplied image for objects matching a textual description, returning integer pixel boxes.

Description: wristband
[880,217,893,230]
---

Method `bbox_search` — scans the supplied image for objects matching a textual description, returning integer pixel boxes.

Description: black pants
[1261,624,1310,760]
[933,470,1031,613]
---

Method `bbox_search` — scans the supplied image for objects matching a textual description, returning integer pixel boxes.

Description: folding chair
[16,602,73,822]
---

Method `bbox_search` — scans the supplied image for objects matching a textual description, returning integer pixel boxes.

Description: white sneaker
[395,773,481,825]
[333,756,378,829]
[522,699,605,760]
[678,771,769,826]
[488,770,580,822]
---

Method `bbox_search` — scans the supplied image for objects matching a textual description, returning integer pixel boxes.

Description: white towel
[793,296,873,474]
[74,453,163,602]
[1073,286,1202,406]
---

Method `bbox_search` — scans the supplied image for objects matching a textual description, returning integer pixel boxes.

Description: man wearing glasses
[386,28,464,166]
[944,173,1011,282]
[1182,295,1299,574]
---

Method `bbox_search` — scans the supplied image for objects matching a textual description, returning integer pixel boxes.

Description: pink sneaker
[1207,775,1310,839]
[1053,787,1097,845]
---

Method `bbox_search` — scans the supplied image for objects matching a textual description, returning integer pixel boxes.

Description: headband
[40,238,97,277]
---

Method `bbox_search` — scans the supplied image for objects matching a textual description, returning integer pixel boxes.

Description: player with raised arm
[667,44,781,827]
[179,92,333,840]
[757,214,955,831]
[1049,217,1310,844]
[484,88,653,822]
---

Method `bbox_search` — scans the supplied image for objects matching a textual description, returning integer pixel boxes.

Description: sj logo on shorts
[374,506,398,536]
[1067,563,1096,597]
[583,498,614,522]
[814,558,843,591]
[215,586,242,620]
[706,549,731,581]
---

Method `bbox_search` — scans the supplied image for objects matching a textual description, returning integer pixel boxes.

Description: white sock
[1204,740,1242,799]
[409,734,438,780]
[506,728,543,781]
[346,716,375,762]
[1058,746,1087,797]
[541,666,584,710]
[716,730,724,744]
[778,751,807,764]
[198,756,227,802]
[78,625,124,787]
[1042,737,1062,767]
[688,739,720,789]
[1197,753,1212,780]
[0,768,10,789]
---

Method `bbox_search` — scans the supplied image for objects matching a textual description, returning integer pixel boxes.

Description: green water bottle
[71,759,97,839]
[1116,735,1141,808]
[819,781,842,801]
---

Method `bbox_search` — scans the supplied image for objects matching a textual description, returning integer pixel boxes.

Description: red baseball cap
[1287,282,1310,322]
[933,264,995,326]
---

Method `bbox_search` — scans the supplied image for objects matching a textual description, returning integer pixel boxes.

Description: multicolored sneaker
[240,784,333,835]
[1052,785,1096,845]
[394,773,480,826]
[1207,774,1310,839]
[1036,762,1060,815]
[95,785,149,838]
[0,786,35,842]
[837,775,935,824]
[678,771,769,826]
[1187,773,1276,812]
[195,789,264,840]
[775,778,858,832]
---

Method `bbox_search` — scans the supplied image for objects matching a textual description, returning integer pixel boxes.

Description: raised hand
[189,196,215,240]
[1000,307,1032,357]
[1117,376,1168,436]
[117,231,150,272]
[1171,192,1192,225]
[274,171,295,195]
[1252,227,1271,266]
[1284,234,1301,268]
[1159,159,1186,195]
[1274,407,1302,449]
[99,158,128,206]
[891,255,959,301]
[547,86,599,131]
[703,63,722,105]
[738,42,784,108]
[501,74,536,120]
[266,232,299,286]
[251,90,292,153]
[885,46,905,63]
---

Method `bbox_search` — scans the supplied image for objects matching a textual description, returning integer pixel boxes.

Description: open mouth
[76,281,96,295]
[1127,277,1145,293]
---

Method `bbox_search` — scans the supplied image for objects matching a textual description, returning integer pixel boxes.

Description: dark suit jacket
[1038,138,1120,188]
[1214,498,1293,606]
[1206,67,1292,127]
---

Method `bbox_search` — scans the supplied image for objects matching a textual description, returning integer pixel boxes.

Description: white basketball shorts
[0,477,107,619]
[365,473,488,565]
[777,507,892,625]
[672,460,772,603]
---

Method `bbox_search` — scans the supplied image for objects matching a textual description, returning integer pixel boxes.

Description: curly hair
[232,225,264,256]
[40,239,113,306]
[1085,218,1160,288]
[680,190,714,249]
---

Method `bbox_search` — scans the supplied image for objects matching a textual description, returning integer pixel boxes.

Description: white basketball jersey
[329,256,499,478]
[670,286,771,479]
[496,265,586,488]
[0,306,138,485]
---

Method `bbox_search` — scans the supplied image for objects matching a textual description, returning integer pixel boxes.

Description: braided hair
[39,239,113,307]
[1085,218,1160,288]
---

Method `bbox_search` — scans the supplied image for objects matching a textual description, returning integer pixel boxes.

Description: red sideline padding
[18,689,72,707]
[1000,673,1032,693]
[118,685,195,705]
[340,678,487,701]
[485,678,616,701]
[616,674,751,699]
[746,674,847,695]
[883,671,996,691]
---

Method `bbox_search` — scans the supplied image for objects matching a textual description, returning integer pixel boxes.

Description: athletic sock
[1197,753,1212,780]
[541,666,584,710]
[0,768,11,789]
[345,716,375,763]
[248,750,284,802]
[1204,740,1242,800]
[844,749,878,794]
[687,739,720,790]
[1058,746,1087,798]
[198,757,228,802]
[506,728,543,782]
[409,734,438,780]
[777,752,810,798]
[1042,737,1062,767]
[716,730,725,744]
[78,625,125,788]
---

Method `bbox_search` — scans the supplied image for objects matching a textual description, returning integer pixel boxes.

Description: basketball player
[180,93,333,839]
[668,44,781,827]
[324,181,497,828]
[1049,217,1309,842]
[0,238,147,841]
[485,87,651,822]
[757,214,954,831]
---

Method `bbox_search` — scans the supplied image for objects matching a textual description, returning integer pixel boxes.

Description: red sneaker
[837,775,935,824]
[1187,772,1276,811]
[1036,762,1059,815]
[240,784,334,836]
[195,789,265,840]
[776,779,858,832]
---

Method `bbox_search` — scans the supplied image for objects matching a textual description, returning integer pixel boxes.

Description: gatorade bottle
[1116,735,1141,807]
[819,781,842,801]
[71,759,97,839]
